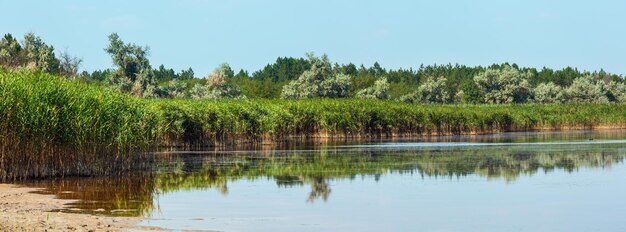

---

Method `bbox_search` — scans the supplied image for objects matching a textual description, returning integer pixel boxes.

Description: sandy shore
[0,184,167,232]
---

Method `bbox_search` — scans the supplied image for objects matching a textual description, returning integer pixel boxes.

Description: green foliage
[165,79,188,98]
[281,53,351,99]
[474,65,532,104]
[0,34,22,68]
[606,81,626,102]
[0,69,156,180]
[104,33,162,97]
[189,83,243,100]
[356,77,389,99]
[564,75,609,103]
[0,33,60,73]
[153,147,626,196]
[21,33,60,73]
[400,76,450,104]
[252,57,311,82]
[4,69,626,179]
[153,65,195,83]
[190,63,243,100]
[532,82,563,103]
[104,33,150,82]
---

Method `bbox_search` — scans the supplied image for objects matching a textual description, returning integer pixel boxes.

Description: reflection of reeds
[18,145,626,216]
[24,175,156,217]
[154,146,626,202]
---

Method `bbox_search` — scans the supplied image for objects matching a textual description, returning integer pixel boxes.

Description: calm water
[24,130,626,231]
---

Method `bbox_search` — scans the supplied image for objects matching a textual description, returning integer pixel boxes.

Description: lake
[24,130,626,231]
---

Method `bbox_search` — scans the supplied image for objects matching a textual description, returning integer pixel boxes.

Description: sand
[0,184,167,232]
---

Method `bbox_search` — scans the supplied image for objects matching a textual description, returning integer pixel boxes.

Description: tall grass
[0,69,157,180]
[2,69,626,179]
[149,99,626,146]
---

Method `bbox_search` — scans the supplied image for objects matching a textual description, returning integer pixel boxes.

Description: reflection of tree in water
[155,144,626,203]
[22,175,156,217]
[306,177,331,202]
[275,176,331,202]
[26,142,626,217]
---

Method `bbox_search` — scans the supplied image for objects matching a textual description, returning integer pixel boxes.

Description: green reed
[0,69,157,180]
[2,69,626,179]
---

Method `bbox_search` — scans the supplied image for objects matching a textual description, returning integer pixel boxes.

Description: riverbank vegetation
[23,147,626,216]
[3,68,626,180]
[2,32,626,104]
[2,32,626,179]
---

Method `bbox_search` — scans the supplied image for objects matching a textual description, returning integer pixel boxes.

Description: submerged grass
[2,69,626,179]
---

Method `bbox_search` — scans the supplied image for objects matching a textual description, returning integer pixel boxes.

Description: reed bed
[149,99,626,146]
[2,69,626,179]
[0,69,156,180]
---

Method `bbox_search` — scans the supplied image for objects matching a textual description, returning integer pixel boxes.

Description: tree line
[2,32,625,103]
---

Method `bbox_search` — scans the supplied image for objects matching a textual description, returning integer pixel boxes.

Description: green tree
[281,53,351,99]
[399,76,450,104]
[104,33,150,82]
[564,75,609,103]
[474,65,532,104]
[104,33,160,97]
[165,79,188,98]
[0,33,61,73]
[606,81,626,102]
[22,33,60,73]
[356,77,389,99]
[191,63,243,99]
[179,67,195,80]
[0,33,22,68]
[532,82,564,103]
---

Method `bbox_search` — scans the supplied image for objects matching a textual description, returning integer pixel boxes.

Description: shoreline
[1,128,625,231]
[158,126,626,148]
[0,184,166,232]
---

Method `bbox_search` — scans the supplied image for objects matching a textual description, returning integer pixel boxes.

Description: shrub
[474,66,532,104]
[356,77,390,99]
[281,53,351,99]
[532,82,563,103]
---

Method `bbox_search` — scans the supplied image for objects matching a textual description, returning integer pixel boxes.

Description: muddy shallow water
[20,130,626,231]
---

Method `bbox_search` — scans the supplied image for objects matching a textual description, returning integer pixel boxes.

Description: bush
[474,65,532,104]
[564,75,608,103]
[532,82,563,103]
[399,76,449,103]
[356,77,389,99]
[281,53,351,99]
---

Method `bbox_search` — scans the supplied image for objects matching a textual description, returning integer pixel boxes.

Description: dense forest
[1,32,625,104]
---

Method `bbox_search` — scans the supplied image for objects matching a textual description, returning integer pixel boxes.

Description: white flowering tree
[356,77,389,99]
[281,53,351,99]
[473,66,532,104]
[191,63,243,100]
[532,82,563,103]
[564,75,609,103]
[399,76,449,104]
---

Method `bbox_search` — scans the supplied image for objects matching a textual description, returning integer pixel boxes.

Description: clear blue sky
[2,0,625,76]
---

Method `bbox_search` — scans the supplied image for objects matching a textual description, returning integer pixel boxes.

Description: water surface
[24,130,626,231]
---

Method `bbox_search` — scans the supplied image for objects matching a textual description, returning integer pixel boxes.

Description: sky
[1,0,625,76]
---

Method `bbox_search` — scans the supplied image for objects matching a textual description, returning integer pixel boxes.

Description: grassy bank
[2,69,626,179]
[148,99,626,146]
[0,69,156,180]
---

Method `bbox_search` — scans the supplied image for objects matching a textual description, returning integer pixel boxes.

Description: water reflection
[25,176,155,217]
[19,131,626,217]
[155,144,625,202]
